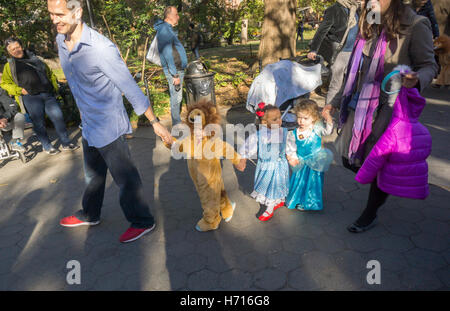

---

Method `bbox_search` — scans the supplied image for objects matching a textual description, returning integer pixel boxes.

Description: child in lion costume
[166,100,241,232]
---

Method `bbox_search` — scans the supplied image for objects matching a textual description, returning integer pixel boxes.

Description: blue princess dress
[239,126,290,208]
[286,122,334,211]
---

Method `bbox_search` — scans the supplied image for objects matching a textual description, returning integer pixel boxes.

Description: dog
[433,34,450,87]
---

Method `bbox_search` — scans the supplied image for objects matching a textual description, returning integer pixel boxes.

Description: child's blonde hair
[293,99,321,123]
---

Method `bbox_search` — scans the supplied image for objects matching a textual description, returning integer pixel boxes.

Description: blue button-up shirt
[56,24,149,148]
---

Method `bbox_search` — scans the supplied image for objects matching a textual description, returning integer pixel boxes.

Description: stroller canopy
[247,59,322,113]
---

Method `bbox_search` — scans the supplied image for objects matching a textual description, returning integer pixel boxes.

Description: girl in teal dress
[286,100,334,211]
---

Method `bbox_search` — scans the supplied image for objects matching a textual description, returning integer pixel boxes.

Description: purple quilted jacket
[355,87,432,199]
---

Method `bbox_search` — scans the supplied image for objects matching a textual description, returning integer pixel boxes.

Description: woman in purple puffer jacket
[331,0,438,233]
[351,66,432,232]
[355,72,432,193]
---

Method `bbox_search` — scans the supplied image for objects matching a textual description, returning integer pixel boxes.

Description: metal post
[85,0,95,28]
[144,75,153,110]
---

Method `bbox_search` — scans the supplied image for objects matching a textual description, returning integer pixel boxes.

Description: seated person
[0,86,25,151]
[1,37,78,155]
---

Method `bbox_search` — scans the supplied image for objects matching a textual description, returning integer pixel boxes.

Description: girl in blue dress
[286,99,334,211]
[235,103,289,221]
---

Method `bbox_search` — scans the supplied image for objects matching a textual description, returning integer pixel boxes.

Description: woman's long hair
[359,0,410,40]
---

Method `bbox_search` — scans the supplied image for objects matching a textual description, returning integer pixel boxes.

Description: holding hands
[287,155,299,167]
[321,105,333,124]
[234,158,247,172]
[153,122,173,145]
[0,118,8,129]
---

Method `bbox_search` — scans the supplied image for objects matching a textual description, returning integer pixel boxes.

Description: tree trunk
[258,0,297,68]
[241,19,248,45]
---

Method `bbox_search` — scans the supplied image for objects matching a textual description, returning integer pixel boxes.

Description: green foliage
[212,70,247,89]
[96,0,165,57]
[186,0,264,46]
[0,0,331,60]
[124,82,171,123]
[214,73,233,87]
[232,71,248,87]
[298,0,335,13]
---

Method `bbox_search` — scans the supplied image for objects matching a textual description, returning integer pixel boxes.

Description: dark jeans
[22,92,70,150]
[77,135,154,228]
[163,69,185,126]
[192,46,200,59]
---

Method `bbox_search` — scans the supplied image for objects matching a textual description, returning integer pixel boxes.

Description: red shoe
[274,201,285,210]
[258,202,284,222]
[60,215,100,227]
[119,224,156,243]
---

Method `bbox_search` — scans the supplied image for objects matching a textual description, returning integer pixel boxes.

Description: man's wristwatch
[149,117,160,125]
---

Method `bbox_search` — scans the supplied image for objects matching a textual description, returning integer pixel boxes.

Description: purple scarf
[339,30,388,162]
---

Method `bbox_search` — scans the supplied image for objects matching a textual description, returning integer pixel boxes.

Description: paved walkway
[0,87,449,291]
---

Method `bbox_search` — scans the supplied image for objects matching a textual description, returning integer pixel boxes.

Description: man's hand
[21,88,28,95]
[173,77,181,86]
[322,105,334,123]
[0,118,8,129]
[307,52,317,60]
[144,106,172,145]
[234,158,247,172]
[402,72,419,89]
[152,122,173,145]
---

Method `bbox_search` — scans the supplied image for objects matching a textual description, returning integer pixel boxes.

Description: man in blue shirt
[47,0,172,243]
[155,6,188,126]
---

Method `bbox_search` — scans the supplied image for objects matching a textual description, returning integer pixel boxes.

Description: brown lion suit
[167,100,241,231]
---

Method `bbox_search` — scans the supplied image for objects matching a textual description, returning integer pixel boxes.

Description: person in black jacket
[297,20,304,42]
[416,0,440,39]
[189,23,202,59]
[0,86,25,151]
[307,1,359,64]
[308,0,360,109]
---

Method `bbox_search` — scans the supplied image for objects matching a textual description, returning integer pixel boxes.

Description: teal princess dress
[286,123,333,211]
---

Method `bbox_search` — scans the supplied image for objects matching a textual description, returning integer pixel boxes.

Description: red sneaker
[60,215,100,227]
[119,224,156,243]
[258,202,284,222]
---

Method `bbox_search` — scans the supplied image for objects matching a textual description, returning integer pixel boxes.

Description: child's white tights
[264,203,276,215]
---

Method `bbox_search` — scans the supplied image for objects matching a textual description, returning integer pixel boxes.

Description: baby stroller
[247,55,329,130]
[0,130,26,164]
